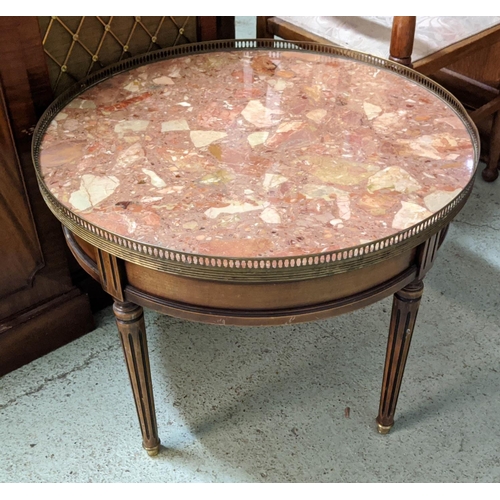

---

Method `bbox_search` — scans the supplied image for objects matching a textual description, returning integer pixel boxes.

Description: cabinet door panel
[0,84,44,300]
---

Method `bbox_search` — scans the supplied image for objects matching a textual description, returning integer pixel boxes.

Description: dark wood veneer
[0,17,94,376]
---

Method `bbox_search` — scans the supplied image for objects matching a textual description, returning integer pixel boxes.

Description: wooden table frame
[64,220,447,455]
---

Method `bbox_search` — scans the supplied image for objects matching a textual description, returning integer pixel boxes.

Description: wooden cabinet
[0,15,235,375]
[0,16,237,375]
[0,17,94,376]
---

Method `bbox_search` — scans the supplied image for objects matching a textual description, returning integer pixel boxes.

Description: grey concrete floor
[2,19,500,483]
[1,165,499,483]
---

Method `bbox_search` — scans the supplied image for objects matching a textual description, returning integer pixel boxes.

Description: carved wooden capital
[395,279,424,302]
[113,300,143,322]
[417,226,449,280]
[388,55,413,68]
[96,249,125,301]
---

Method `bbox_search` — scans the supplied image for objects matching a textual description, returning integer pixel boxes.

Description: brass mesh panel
[39,16,197,95]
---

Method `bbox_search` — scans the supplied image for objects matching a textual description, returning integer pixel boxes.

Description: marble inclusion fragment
[40,141,86,168]
[263,173,288,189]
[363,102,382,120]
[161,119,190,132]
[69,174,120,211]
[115,143,145,168]
[367,167,421,194]
[300,184,351,221]
[114,120,149,135]
[153,76,175,85]
[248,131,269,147]
[142,169,167,188]
[260,207,281,224]
[199,170,234,185]
[392,202,433,230]
[306,109,327,124]
[204,202,265,219]
[424,189,462,212]
[190,131,228,148]
[312,158,375,186]
[241,100,282,128]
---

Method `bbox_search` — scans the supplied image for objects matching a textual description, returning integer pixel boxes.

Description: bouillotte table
[32,40,479,456]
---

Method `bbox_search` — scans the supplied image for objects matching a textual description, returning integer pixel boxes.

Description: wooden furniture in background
[0,17,94,376]
[38,16,235,96]
[257,16,500,182]
[0,16,235,376]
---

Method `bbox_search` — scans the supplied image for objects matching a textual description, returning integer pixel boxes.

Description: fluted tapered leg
[114,301,160,456]
[377,279,424,434]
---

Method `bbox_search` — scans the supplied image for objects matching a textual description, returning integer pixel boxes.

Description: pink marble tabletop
[39,49,476,259]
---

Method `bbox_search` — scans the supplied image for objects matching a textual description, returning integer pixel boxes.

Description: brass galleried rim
[32,39,480,282]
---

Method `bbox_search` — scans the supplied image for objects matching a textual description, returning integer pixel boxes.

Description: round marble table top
[39,48,476,259]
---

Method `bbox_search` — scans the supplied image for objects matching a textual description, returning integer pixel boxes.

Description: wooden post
[114,301,160,456]
[389,16,416,67]
[197,16,235,41]
[257,16,274,39]
[377,279,424,433]
[482,111,500,182]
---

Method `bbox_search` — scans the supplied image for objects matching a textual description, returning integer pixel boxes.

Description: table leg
[376,279,424,434]
[482,110,500,183]
[113,301,160,456]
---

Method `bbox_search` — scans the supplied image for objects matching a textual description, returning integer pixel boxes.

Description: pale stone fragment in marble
[263,173,288,189]
[275,121,304,134]
[273,79,288,91]
[142,168,167,188]
[335,191,351,220]
[424,189,462,212]
[241,100,282,128]
[367,167,421,194]
[392,202,433,230]
[114,120,150,135]
[115,143,145,168]
[124,81,143,92]
[204,202,264,219]
[190,131,228,148]
[329,219,343,226]
[153,76,175,85]
[141,196,163,203]
[363,102,382,120]
[260,207,281,224]
[306,109,327,124]
[161,119,190,132]
[248,131,269,148]
[69,174,120,211]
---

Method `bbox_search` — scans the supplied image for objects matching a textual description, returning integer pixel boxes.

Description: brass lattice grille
[39,16,196,95]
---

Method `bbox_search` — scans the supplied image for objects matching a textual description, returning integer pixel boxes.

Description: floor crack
[453,220,499,232]
[0,344,117,411]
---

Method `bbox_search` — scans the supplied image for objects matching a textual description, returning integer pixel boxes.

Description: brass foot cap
[144,443,161,457]
[377,423,393,435]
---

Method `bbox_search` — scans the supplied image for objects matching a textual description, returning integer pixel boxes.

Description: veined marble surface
[39,50,475,258]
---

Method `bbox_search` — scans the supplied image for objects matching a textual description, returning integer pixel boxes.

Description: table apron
[64,227,427,325]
